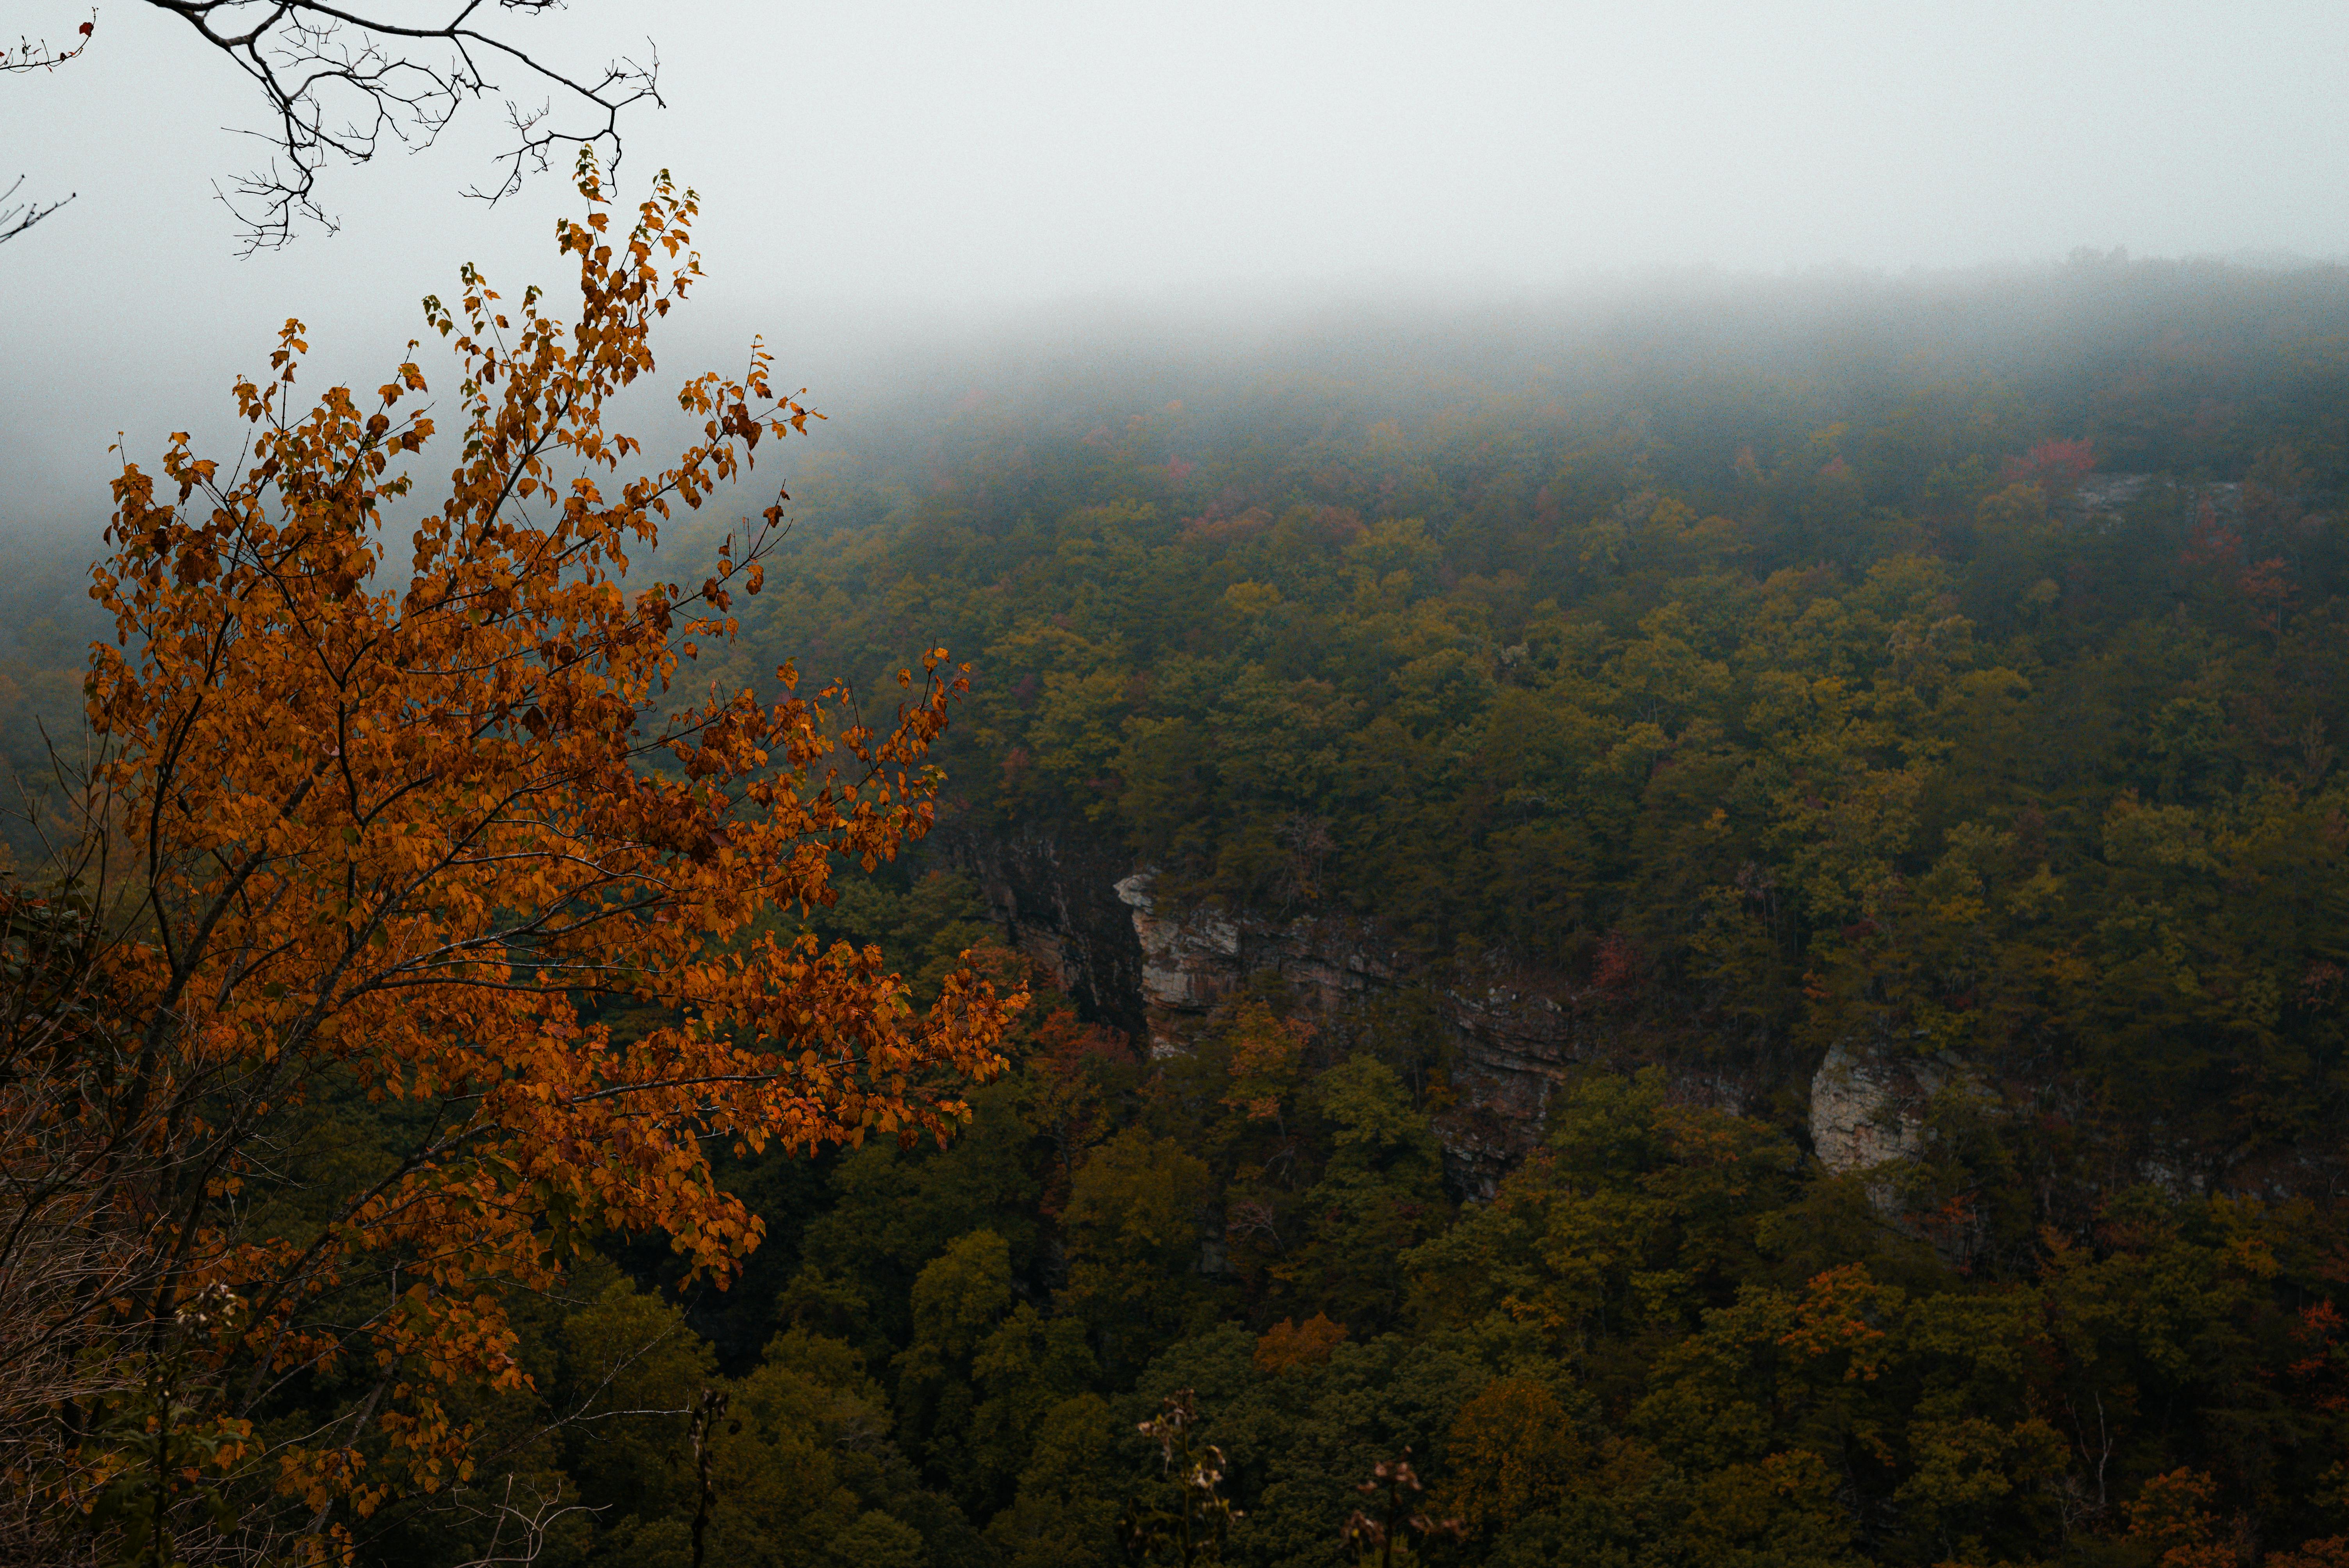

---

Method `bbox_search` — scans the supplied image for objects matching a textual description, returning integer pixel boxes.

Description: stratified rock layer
[954,830,1888,1196]
[1112,872,1395,1053]
[954,830,1684,1192]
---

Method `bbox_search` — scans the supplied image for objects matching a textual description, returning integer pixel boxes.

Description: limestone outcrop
[1112,871,1396,1054]
[1808,1040,1994,1176]
[955,830,1839,1197]
[1812,1041,1936,1174]
[954,830,1634,1193]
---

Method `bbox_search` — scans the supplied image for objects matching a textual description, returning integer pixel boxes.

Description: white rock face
[1112,870,1396,1058]
[1809,1041,1986,1174]
[1114,872,1235,1052]
[1115,874,1200,1012]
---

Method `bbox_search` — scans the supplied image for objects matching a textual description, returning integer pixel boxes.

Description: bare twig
[136,1,662,251]
[0,175,76,246]
[0,11,95,74]
[2,9,94,247]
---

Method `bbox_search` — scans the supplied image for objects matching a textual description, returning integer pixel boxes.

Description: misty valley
[4,241,2347,1568]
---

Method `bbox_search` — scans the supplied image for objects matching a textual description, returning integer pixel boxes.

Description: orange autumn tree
[64,156,1021,1557]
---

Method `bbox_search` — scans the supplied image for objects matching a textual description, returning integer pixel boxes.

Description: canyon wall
[952,828,2297,1214]
[946,824,1151,1046]
[950,827,1797,1196]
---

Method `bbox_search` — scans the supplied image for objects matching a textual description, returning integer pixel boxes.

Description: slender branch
[0,11,95,73]
[0,175,74,244]
[135,0,660,251]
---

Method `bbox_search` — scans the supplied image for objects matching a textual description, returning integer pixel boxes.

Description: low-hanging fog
[3,0,2346,552]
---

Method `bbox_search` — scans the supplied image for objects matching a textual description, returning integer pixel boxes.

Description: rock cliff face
[953,829,1788,1196]
[1111,872,1398,1054]
[1808,1041,1991,1175]
[1811,1043,1933,1173]
[1428,973,1577,1194]
[957,825,2319,1212]
[945,826,1150,1046]
[1110,870,1608,1193]
[2069,473,2240,533]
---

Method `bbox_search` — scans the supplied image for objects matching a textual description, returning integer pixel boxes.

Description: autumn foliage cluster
[0,161,1017,1562]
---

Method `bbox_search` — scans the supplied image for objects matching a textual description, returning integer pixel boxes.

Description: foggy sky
[5,0,2348,529]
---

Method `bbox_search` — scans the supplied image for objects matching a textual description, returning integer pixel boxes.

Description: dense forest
[6,241,2349,1568]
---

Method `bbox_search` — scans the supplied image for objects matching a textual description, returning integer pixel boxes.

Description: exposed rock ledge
[953,829,2007,1198]
[1808,1040,1985,1174]
[954,829,1752,1196]
[957,828,2340,1216]
[1112,871,1398,1055]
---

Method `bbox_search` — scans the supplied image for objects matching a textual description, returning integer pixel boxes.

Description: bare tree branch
[138,1,663,252]
[0,11,96,73]
[0,175,76,245]
[0,13,94,246]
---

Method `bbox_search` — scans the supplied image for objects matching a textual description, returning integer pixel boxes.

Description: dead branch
[0,11,95,74]
[0,175,75,246]
[137,1,661,252]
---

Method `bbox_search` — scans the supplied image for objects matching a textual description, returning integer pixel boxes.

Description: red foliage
[1591,931,1640,1002]
[2001,437,2097,493]
[1028,1005,1132,1218]
[2239,554,2296,633]
[1254,1312,1349,1374]
[2180,494,2241,572]
[1303,504,1369,546]
[1032,1005,1132,1080]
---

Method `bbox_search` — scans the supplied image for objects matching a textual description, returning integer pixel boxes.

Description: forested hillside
[727,258,2349,1182]
[6,252,2349,1568]
[635,258,2349,1566]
